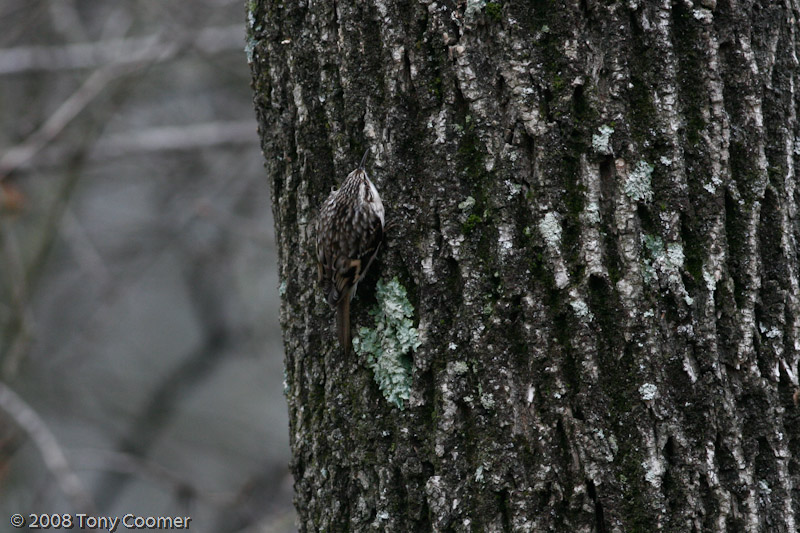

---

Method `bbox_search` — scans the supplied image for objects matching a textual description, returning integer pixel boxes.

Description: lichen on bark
[353,278,420,409]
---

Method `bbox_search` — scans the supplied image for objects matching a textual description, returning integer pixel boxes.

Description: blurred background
[0,1,294,531]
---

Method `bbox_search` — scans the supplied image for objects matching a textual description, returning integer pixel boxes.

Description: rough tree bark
[249,0,800,531]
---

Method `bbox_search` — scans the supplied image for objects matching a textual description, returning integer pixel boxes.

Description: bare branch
[0,35,176,180]
[5,120,260,171]
[0,222,36,378]
[96,120,260,158]
[0,24,245,75]
[0,381,95,512]
[72,449,234,507]
[61,208,110,283]
[46,0,90,43]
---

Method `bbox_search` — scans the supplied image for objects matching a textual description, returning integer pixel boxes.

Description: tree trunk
[248,0,800,531]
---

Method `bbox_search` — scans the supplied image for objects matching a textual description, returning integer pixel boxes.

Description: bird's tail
[336,296,351,355]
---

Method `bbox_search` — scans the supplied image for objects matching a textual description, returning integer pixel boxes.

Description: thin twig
[0,24,244,75]
[49,165,255,368]
[1,154,85,379]
[0,222,35,378]
[0,38,175,180]
[72,449,235,508]
[4,120,259,170]
[97,120,260,157]
[61,208,110,283]
[0,381,95,512]
[46,0,90,43]
[0,66,115,178]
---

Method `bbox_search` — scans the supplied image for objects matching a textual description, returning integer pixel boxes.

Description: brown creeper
[316,149,385,354]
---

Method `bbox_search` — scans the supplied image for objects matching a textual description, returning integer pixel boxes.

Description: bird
[316,149,385,355]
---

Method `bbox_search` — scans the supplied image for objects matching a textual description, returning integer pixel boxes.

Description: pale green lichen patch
[643,234,664,256]
[458,196,476,211]
[246,1,257,29]
[480,393,496,409]
[642,235,685,285]
[584,200,601,224]
[245,2,259,63]
[353,278,421,409]
[592,125,614,155]
[639,383,658,400]
[625,160,654,202]
[641,235,693,304]
[642,455,665,488]
[642,235,676,284]
[569,297,592,320]
[245,39,257,64]
[641,235,660,284]
[465,0,487,18]
[452,361,469,374]
[665,242,685,269]
[539,211,562,248]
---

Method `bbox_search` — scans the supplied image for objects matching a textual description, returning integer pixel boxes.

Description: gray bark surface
[249,0,800,531]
